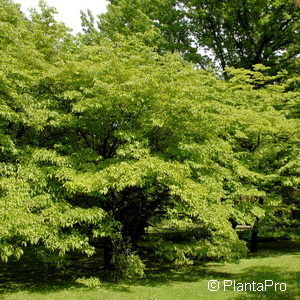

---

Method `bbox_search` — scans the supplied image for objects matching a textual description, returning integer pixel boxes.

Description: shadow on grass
[107,244,300,299]
[0,251,103,295]
[247,240,300,259]
[0,240,299,299]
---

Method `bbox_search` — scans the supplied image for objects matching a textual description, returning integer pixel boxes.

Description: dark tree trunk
[102,185,170,274]
[250,218,259,252]
[229,217,238,229]
[103,237,116,270]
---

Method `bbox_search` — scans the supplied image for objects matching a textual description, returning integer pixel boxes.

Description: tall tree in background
[100,0,300,73]
[98,0,201,63]
[186,0,300,73]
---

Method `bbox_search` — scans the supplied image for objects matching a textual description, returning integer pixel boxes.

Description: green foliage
[78,9,102,45]
[28,1,74,60]
[102,0,300,74]
[0,0,299,279]
[75,276,102,288]
[114,253,145,279]
[98,0,163,47]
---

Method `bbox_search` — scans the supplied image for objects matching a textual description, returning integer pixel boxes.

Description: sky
[16,0,108,33]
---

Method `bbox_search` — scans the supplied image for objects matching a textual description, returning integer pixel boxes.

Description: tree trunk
[250,218,259,252]
[103,237,116,270]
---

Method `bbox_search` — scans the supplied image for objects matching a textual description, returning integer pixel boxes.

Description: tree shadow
[0,251,103,295]
[0,240,299,298]
[247,240,300,259]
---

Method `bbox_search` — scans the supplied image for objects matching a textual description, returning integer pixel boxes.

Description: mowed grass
[0,241,299,300]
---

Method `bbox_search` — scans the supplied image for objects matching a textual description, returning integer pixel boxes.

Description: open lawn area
[1,240,299,300]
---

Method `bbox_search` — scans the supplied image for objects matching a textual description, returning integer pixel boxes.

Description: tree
[100,0,300,74]
[213,66,300,250]
[28,0,75,61]
[98,0,203,64]
[33,40,249,274]
[0,1,245,274]
[187,0,300,72]
[78,9,102,45]
[1,0,299,279]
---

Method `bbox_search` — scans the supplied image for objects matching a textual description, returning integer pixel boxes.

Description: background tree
[98,0,203,64]
[28,1,74,61]
[78,9,102,45]
[100,0,300,74]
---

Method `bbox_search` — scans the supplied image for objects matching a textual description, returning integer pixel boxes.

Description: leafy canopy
[0,0,299,277]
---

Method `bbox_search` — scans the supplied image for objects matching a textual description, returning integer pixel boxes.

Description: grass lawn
[0,240,299,300]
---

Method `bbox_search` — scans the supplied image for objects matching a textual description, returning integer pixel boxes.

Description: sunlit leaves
[0,0,299,271]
